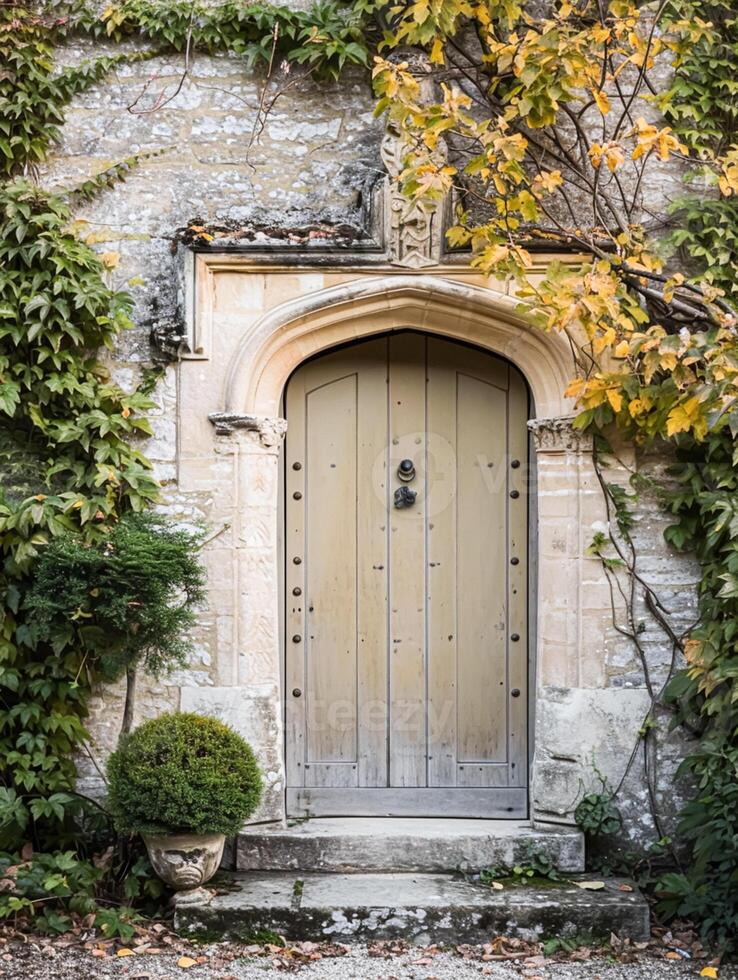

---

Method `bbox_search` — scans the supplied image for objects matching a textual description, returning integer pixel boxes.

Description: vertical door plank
[286,340,389,792]
[305,763,358,788]
[507,366,529,787]
[285,373,307,790]
[456,369,509,762]
[305,373,358,764]
[388,333,428,787]
[427,338,458,787]
[357,339,390,787]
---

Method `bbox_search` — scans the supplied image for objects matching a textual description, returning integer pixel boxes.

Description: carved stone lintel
[209,413,287,448]
[528,416,594,454]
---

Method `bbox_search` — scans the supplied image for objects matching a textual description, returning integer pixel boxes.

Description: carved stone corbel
[381,124,446,270]
[208,413,287,448]
[380,53,447,270]
[527,416,594,454]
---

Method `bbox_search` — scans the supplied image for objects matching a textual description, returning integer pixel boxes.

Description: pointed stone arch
[222,274,575,419]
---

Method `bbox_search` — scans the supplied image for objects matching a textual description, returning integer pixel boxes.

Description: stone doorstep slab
[237,818,585,874]
[174,872,649,944]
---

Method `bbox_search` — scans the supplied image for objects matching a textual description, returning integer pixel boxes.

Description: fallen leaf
[178,956,198,969]
[665,951,682,960]
[117,948,135,958]
[576,880,605,890]
[700,968,719,978]
[93,846,114,871]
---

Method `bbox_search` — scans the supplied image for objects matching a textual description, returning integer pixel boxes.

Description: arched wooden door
[284,332,529,817]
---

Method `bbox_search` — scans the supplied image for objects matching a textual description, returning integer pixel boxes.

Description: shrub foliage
[107,714,263,837]
[27,513,206,683]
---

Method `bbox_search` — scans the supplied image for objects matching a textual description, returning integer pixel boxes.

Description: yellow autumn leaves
[718,149,738,197]
[631,118,688,161]
[589,119,688,174]
[372,0,738,444]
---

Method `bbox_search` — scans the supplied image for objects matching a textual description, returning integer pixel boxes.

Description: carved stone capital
[209,413,287,448]
[528,416,593,454]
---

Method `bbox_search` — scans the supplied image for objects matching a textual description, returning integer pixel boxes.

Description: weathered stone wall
[525,421,698,851]
[37,41,700,849]
[45,39,383,361]
[39,43,381,819]
[606,446,699,849]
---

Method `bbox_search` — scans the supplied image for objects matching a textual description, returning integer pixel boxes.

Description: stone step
[237,818,585,874]
[174,872,649,944]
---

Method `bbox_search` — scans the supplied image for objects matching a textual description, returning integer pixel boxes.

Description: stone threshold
[174,872,650,944]
[237,818,585,874]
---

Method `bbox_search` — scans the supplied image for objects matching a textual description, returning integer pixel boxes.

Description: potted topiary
[106,713,262,892]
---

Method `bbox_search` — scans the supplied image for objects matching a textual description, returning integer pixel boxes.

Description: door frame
[195,260,605,829]
[279,329,537,819]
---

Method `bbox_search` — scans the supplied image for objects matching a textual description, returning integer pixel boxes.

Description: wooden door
[285,333,529,817]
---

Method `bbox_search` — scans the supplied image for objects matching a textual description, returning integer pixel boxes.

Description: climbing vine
[370,0,738,949]
[1,0,738,949]
[0,173,159,808]
[0,0,378,932]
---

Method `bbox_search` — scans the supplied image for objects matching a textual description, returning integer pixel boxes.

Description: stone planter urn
[143,832,225,891]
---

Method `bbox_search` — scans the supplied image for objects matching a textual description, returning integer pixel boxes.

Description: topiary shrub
[106,713,263,837]
[26,512,207,736]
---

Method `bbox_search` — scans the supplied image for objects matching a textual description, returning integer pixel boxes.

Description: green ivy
[0,847,162,937]
[668,196,738,301]
[0,6,157,179]
[654,432,738,947]
[0,0,375,932]
[0,177,160,848]
[662,1,738,301]
[661,0,738,157]
[642,0,738,950]
[65,0,375,80]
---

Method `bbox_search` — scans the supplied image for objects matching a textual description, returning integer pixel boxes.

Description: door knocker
[394,485,417,509]
[394,459,417,508]
[397,459,415,482]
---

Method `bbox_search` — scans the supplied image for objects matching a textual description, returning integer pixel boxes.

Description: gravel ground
[0,942,734,980]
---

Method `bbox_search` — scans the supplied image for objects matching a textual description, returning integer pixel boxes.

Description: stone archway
[217,274,574,420]
[190,268,628,828]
